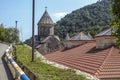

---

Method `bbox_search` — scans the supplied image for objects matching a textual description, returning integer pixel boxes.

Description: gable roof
[96,29,112,37]
[41,35,60,43]
[71,32,93,40]
[44,43,120,79]
[37,10,53,25]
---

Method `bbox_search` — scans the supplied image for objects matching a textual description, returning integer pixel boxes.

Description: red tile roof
[95,47,120,79]
[44,42,120,79]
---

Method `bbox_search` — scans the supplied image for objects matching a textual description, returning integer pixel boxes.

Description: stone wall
[64,40,95,48]
[37,35,61,54]
[96,36,115,49]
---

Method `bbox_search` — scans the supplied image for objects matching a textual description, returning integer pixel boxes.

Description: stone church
[35,9,61,54]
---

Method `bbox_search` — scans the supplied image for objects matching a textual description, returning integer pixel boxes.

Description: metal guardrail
[5,45,30,80]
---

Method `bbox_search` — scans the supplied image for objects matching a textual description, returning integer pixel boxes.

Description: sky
[0,0,98,41]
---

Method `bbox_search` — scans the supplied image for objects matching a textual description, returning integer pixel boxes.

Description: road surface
[0,43,13,80]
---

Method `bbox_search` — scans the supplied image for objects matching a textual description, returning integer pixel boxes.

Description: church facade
[35,9,61,54]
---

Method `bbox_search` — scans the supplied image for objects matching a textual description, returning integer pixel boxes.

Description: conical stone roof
[38,10,53,25]
[71,32,92,40]
[65,33,71,40]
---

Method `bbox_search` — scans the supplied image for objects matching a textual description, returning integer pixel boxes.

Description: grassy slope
[14,45,86,80]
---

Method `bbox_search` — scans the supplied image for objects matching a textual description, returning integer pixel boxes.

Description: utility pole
[15,21,18,29]
[32,0,35,62]
[15,21,18,33]
[15,20,19,44]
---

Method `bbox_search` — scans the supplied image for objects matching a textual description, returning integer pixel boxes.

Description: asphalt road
[0,43,13,80]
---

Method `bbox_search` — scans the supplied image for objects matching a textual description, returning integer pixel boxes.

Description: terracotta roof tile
[44,42,120,79]
[96,47,120,79]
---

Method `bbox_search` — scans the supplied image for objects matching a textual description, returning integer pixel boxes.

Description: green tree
[112,0,120,48]
[0,24,5,41]
[0,24,20,43]
[55,0,112,39]
[5,28,19,43]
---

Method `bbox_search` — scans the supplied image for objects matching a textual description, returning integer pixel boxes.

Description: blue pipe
[20,74,30,80]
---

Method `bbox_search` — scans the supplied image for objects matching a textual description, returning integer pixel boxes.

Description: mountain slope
[55,0,112,39]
